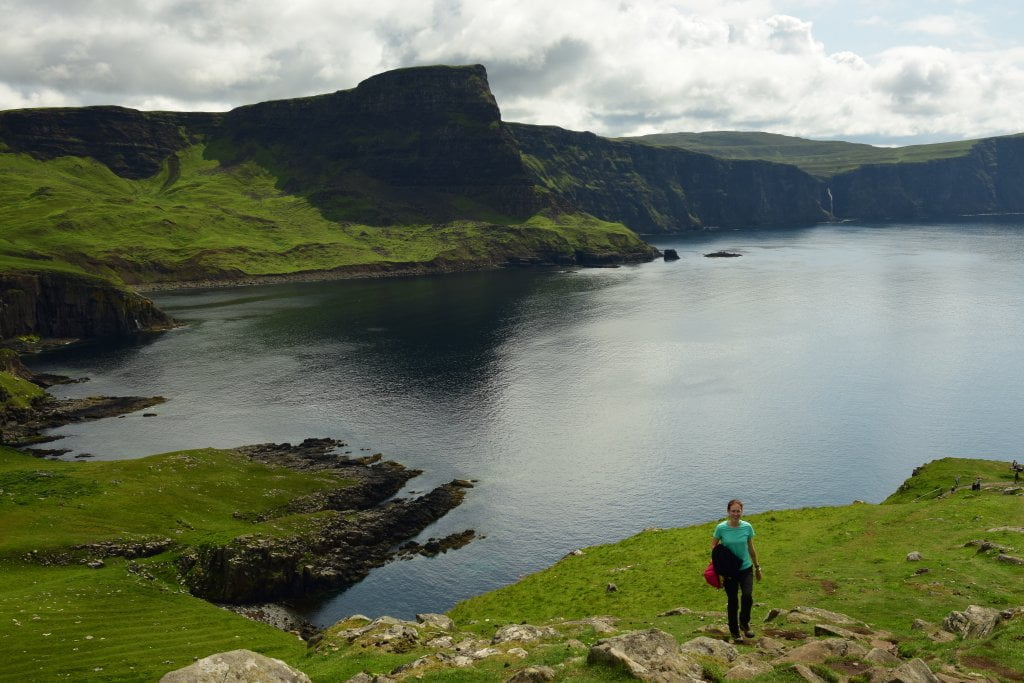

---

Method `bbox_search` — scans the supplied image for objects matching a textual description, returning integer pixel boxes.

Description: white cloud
[0,0,1022,144]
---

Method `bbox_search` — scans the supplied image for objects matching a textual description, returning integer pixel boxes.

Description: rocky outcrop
[159,649,311,683]
[587,628,704,681]
[0,270,174,341]
[177,440,471,603]
[509,123,830,233]
[0,106,215,179]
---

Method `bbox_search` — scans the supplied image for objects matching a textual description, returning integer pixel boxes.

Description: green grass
[3,449,1020,681]
[0,146,652,285]
[449,457,1024,678]
[0,370,45,411]
[620,131,994,178]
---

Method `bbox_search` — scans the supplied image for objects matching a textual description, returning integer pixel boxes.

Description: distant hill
[4,64,1024,341]
[620,130,987,178]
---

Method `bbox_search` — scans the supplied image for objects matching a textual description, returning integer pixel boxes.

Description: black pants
[723,568,754,635]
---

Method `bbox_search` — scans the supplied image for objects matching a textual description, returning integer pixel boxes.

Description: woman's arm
[748,539,762,580]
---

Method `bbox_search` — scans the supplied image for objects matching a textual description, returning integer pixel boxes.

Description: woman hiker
[712,498,762,641]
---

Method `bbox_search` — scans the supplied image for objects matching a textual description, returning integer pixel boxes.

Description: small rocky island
[704,250,742,258]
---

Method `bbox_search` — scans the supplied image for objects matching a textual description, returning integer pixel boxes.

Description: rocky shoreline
[2,356,475,638]
[178,438,474,606]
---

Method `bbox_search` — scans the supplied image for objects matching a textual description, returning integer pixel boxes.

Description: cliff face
[510,124,830,233]
[0,271,174,340]
[202,65,545,223]
[0,106,216,179]
[831,136,1024,220]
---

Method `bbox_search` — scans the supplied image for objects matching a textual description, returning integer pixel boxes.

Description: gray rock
[658,607,692,617]
[813,623,856,639]
[724,660,773,680]
[159,649,310,682]
[755,636,788,658]
[889,658,940,683]
[416,613,454,631]
[506,665,556,682]
[788,606,862,626]
[865,647,903,667]
[942,605,1002,639]
[774,638,866,664]
[996,554,1024,565]
[562,616,618,633]
[906,552,924,562]
[492,624,559,644]
[587,628,703,682]
[679,635,739,662]
[470,647,502,660]
[790,664,826,683]
[344,674,394,683]
[607,582,618,592]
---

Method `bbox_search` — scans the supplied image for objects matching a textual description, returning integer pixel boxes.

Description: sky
[1,0,1023,145]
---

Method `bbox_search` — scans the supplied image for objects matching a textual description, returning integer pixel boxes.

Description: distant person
[972,477,982,491]
[712,499,762,642]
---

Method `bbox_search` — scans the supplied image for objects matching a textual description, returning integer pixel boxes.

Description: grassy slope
[0,444,352,681]
[620,131,989,178]
[447,457,1024,678]
[1,445,1020,681]
[0,370,45,410]
[0,145,649,285]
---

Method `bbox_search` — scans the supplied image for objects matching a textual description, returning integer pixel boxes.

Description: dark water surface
[31,221,1024,624]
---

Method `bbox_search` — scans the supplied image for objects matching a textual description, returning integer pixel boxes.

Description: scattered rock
[889,658,940,683]
[942,605,1001,639]
[606,583,618,593]
[789,663,826,683]
[813,623,856,639]
[996,554,1024,565]
[724,659,773,680]
[561,616,618,634]
[159,649,310,682]
[493,624,558,644]
[788,606,862,626]
[774,638,866,665]
[86,560,104,569]
[565,549,585,557]
[587,628,703,682]
[344,674,395,683]
[506,665,556,682]
[416,613,454,631]
[705,250,741,258]
[663,249,680,261]
[906,551,924,562]
[987,526,1024,533]
[658,607,692,617]
[865,647,903,667]
[680,635,738,662]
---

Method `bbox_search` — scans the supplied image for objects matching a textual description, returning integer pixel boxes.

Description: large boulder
[159,649,310,682]
[942,605,1002,639]
[587,628,703,681]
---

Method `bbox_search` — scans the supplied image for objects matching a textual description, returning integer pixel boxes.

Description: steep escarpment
[0,106,216,179]
[510,123,831,233]
[210,64,544,224]
[0,270,174,341]
[830,135,1024,220]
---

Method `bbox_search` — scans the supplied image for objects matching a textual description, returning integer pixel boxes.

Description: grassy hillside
[1,439,1020,681]
[0,145,650,286]
[621,131,989,178]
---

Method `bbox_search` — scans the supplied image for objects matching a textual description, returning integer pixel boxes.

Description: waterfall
[826,187,835,217]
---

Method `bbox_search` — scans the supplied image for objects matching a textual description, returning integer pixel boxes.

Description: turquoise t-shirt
[713,520,755,570]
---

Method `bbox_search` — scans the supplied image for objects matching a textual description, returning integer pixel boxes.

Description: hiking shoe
[743,629,755,638]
